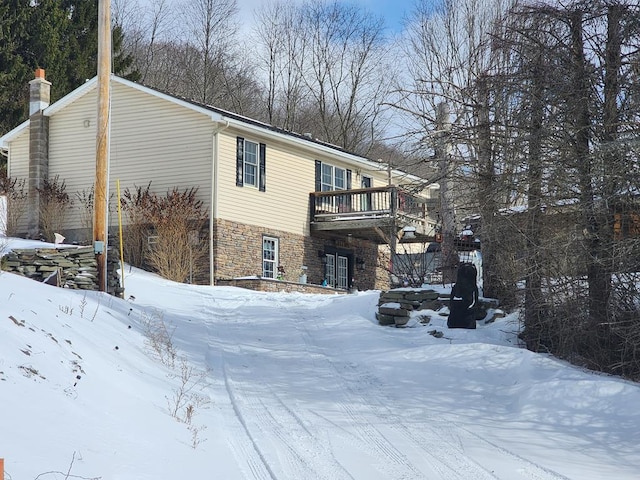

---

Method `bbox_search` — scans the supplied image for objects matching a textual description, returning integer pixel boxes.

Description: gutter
[209,119,230,285]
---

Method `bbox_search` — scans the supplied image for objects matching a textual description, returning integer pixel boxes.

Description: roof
[0,75,431,185]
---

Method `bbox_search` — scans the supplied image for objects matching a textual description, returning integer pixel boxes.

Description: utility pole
[94,0,111,292]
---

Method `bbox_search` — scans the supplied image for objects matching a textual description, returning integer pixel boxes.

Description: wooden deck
[310,186,438,244]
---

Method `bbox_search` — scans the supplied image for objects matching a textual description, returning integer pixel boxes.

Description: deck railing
[310,186,427,223]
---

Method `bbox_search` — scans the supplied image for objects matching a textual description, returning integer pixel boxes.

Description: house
[0,70,439,291]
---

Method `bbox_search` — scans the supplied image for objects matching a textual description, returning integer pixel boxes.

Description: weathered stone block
[375,313,395,326]
[379,305,409,317]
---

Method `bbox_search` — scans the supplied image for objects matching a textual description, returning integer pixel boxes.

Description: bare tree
[483,0,640,378]
[252,0,395,155]
[113,0,177,84]
[398,0,518,300]
[253,1,307,129]
[178,0,238,105]
[301,0,394,154]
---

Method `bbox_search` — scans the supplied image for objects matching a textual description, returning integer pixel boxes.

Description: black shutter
[259,143,266,192]
[346,169,352,190]
[315,160,322,192]
[236,137,244,187]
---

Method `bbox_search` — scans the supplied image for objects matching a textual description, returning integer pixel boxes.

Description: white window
[262,236,279,279]
[244,140,259,187]
[321,163,346,191]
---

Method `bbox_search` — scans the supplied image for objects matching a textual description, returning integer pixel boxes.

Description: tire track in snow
[454,424,574,480]
[317,340,570,480]
[223,351,356,480]
[298,315,501,480]
[296,317,443,479]
[196,291,277,480]
[198,290,355,480]
[220,358,279,480]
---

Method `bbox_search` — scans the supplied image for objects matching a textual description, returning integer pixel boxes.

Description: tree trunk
[525,55,545,327]
[436,102,458,283]
[570,9,610,326]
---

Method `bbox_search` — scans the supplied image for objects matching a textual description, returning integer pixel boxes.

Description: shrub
[121,184,209,283]
[121,183,154,268]
[75,187,94,245]
[38,175,71,242]
[146,187,209,283]
[0,174,28,236]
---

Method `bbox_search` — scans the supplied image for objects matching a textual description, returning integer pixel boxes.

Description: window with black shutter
[236,137,267,191]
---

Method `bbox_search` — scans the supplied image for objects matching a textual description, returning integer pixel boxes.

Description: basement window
[262,236,279,279]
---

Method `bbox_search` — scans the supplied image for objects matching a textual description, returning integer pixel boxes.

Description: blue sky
[353,0,418,32]
[239,0,430,34]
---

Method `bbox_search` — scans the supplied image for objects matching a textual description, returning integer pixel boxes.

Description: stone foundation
[213,219,383,290]
[216,277,347,294]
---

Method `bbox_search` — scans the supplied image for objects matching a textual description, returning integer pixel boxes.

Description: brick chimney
[27,68,51,238]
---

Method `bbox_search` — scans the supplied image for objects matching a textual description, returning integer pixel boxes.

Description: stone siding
[213,218,385,290]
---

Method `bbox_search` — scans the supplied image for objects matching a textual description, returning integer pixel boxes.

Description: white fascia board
[1,73,429,187]
[0,77,99,147]
[0,119,30,149]
[224,116,370,167]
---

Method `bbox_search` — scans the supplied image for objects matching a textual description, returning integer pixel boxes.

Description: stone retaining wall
[2,246,123,297]
[376,289,447,327]
[376,288,501,327]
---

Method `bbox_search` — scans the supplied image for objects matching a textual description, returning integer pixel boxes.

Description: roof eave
[0,119,30,150]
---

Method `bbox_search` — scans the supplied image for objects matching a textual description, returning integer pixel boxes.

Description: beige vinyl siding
[46,81,214,231]
[216,128,393,236]
[6,134,30,233]
[217,128,311,235]
[7,134,29,180]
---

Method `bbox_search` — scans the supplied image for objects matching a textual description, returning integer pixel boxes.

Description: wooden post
[94,0,111,292]
[1,457,4,480]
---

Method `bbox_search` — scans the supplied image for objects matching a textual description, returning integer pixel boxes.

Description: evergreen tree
[62,0,99,87]
[113,24,140,82]
[0,0,31,136]
[0,0,140,137]
[26,0,73,97]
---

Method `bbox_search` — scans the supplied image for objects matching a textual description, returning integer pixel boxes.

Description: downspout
[210,119,230,285]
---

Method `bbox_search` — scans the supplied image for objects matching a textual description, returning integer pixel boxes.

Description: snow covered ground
[1,237,640,479]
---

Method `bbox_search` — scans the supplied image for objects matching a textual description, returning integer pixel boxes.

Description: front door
[325,253,350,289]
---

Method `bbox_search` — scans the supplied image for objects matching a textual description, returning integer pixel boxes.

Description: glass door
[337,255,349,289]
[325,254,336,287]
[324,253,350,289]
